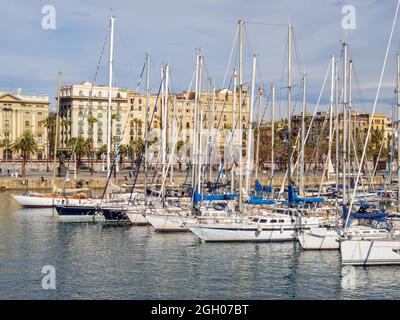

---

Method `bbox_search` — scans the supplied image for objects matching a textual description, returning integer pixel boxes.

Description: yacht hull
[146,214,195,232]
[298,228,340,250]
[189,224,297,242]
[341,239,400,265]
[12,194,101,208]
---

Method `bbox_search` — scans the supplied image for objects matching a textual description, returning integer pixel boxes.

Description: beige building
[0,89,50,160]
[59,81,250,158]
[59,81,129,151]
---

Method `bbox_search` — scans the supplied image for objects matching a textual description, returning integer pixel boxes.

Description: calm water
[1,192,400,300]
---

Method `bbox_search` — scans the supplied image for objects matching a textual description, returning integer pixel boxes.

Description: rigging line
[346,0,400,228]
[292,30,304,81]
[68,26,109,164]
[221,25,239,89]
[127,74,165,204]
[116,59,147,155]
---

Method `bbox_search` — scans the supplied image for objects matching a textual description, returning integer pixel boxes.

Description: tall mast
[335,61,340,206]
[197,56,203,193]
[106,16,115,179]
[192,51,200,192]
[300,74,306,195]
[209,87,215,182]
[254,87,263,180]
[170,95,176,186]
[238,19,243,212]
[342,42,348,204]
[397,53,400,211]
[327,56,335,182]
[287,24,293,193]
[52,71,62,188]
[348,59,353,199]
[231,69,237,194]
[246,55,256,194]
[161,64,169,203]
[271,84,275,178]
[144,53,150,209]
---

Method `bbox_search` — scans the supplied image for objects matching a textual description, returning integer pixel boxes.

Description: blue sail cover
[255,179,263,193]
[342,205,389,221]
[194,191,238,204]
[287,185,325,204]
[254,179,272,193]
[246,196,275,205]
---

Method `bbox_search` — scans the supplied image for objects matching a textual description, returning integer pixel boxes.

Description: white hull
[298,227,340,250]
[12,194,101,208]
[341,238,400,265]
[189,224,296,242]
[146,214,195,232]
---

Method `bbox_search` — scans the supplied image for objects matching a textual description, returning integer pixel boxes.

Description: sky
[1,0,400,119]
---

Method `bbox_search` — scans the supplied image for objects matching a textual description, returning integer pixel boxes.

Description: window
[25,121,30,127]
[4,120,9,127]
[79,90,83,96]
[98,92,102,98]
[259,219,267,223]
[37,134,42,142]
[279,219,285,223]
[270,219,277,223]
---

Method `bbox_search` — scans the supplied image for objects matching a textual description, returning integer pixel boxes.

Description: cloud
[0,0,399,113]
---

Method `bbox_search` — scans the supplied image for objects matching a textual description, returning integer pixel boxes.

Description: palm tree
[67,137,90,173]
[11,131,39,177]
[87,115,98,176]
[0,138,13,160]
[43,116,56,164]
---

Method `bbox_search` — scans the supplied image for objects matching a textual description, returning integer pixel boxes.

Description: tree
[0,138,13,160]
[67,137,90,173]
[11,131,39,177]
[87,115,98,176]
[43,116,56,161]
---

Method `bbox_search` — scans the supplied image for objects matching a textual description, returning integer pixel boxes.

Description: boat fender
[256,225,263,233]
[280,225,283,233]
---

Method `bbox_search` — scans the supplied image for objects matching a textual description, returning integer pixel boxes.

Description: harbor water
[1,192,399,300]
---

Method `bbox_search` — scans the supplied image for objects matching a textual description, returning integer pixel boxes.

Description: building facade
[0,89,50,160]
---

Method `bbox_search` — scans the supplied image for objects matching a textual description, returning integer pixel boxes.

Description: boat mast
[348,59,353,200]
[271,84,275,179]
[162,64,169,204]
[342,42,348,204]
[52,71,62,189]
[170,95,176,187]
[197,56,203,193]
[209,87,215,182]
[254,87,263,180]
[327,56,335,182]
[107,16,115,179]
[335,60,340,207]
[300,74,306,196]
[144,53,150,209]
[397,53,400,211]
[238,19,244,212]
[246,55,256,194]
[231,69,237,194]
[287,24,293,196]
[192,51,200,192]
